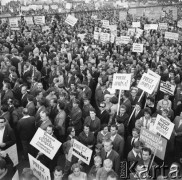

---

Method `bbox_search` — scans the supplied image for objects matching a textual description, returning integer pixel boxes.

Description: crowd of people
[0,3,182,180]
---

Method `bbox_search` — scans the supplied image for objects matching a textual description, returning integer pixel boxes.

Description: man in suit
[21,85,28,107]
[127,141,142,163]
[49,98,58,123]
[98,102,110,125]
[110,125,125,160]
[0,117,16,150]
[26,94,36,116]
[2,83,14,104]
[100,139,120,174]
[17,108,36,160]
[122,91,132,115]
[129,88,139,109]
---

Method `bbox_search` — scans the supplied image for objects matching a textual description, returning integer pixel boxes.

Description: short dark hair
[1,104,8,112]
[67,126,74,135]
[142,147,152,155]
[107,171,118,180]
[27,95,34,102]
[144,107,152,115]
[47,124,54,131]
[111,124,118,130]
[58,101,65,110]
[54,166,63,173]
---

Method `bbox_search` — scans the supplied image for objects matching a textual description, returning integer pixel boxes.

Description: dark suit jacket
[122,98,132,115]
[48,105,58,123]
[78,131,95,147]
[2,90,14,104]
[112,134,125,159]
[127,150,142,163]
[100,149,120,174]
[35,106,46,128]
[17,116,36,141]
[26,101,36,116]
[129,96,139,108]
[83,86,92,100]
[2,125,16,150]
[174,116,182,142]
[95,87,110,107]
[98,110,110,125]
[21,93,28,108]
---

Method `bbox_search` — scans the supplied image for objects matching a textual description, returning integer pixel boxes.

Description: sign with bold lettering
[140,128,167,160]
[102,20,110,29]
[30,128,62,160]
[137,73,159,94]
[94,31,99,40]
[24,17,34,25]
[65,15,78,27]
[34,16,45,25]
[100,33,110,43]
[28,154,51,180]
[120,36,130,44]
[144,24,158,30]
[112,74,131,90]
[132,43,143,53]
[160,81,176,96]
[165,32,179,41]
[9,18,19,28]
[132,22,140,28]
[159,23,168,30]
[154,114,174,140]
[72,140,92,165]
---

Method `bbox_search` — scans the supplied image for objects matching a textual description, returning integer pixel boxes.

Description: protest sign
[136,28,143,37]
[140,128,167,160]
[28,154,51,180]
[29,5,38,10]
[51,5,58,9]
[21,6,30,11]
[177,20,182,28]
[160,81,176,96]
[42,26,50,32]
[137,73,159,94]
[94,31,99,40]
[34,16,45,25]
[110,34,115,43]
[24,17,34,25]
[30,128,62,160]
[120,36,130,44]
[65,15,78,27]
[132,43,143,53]
[154,114,174,140]
[159,23,168,30]
[144,24,158,30]
[5,144,18,167]
[127,28,135,36]
[119,11,127,21]
[100,33,110,43]
[72,139,92,165]
[77,34,85,41]
[110,25,117,32]
[165,32,179,41]
[9,18,19,28]
[112,74,131,90]
[102,20,110,29]
[132,22,140,28]
[116,36,121,45]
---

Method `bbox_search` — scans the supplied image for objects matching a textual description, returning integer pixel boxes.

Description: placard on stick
[65,15,78,27]
[30,128,62,160]
[153,114,174,140]
[112,74,131,90]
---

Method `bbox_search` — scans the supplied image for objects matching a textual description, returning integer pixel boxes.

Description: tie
[105,152,108,159]
[131,138,135,146]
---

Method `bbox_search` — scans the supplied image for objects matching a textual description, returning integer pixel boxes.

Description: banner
[24,17,34,25]
[120,36,130,44]
[72,139,92,165]
[154,114,174,140]
[5,144,18,167]
[144,24,158,30]
[12,171,19,180]
[34,16,45,25]
[165,32,179,41]
[140,128,167,160]
[160,81,176,96]
[112,74,131,90]
[29,154,51,180]
[30,128,62,160]
[137,73,159,94]
[132,43,143,53]
[159,23,168,30]
[65,15,78,27]
[132,22,140,28]
[102,20,110,29]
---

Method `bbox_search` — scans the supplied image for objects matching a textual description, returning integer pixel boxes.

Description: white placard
[165,32,179,41]
[178,20,182,28]
[12,170,19,180]
[28,154,51,180]
[136,28,143,37]
[132,43,144,53]
[66,3,72,9]
[102,20,110,29]
[42,26,50,32]
[119,11,127,21]
[137,73,159,94]
[100,33,110,43]
[132,22,140,28]
[51,5,58,9]
[24,17,34,25]
[21,6,30,11]
[65,15,78,27]
[34,16,45,25]
[44,5,49,11]
[144,24,158,30]
[94,31,99,40]
[154,114,174,140]
[159,23,168,30]
[9,18,19,28]
[77,34,85,41]
[127,28,135,36]
[120,36,130,44]
[110,34,115,43]
[110,25,117,32]
[160,81,176,96]
[72,140,92,165]
[30,128,62,160]
[112,73,132,90]
[5,144,18,167]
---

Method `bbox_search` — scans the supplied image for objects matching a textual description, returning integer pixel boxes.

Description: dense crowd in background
[0,2,182,180]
